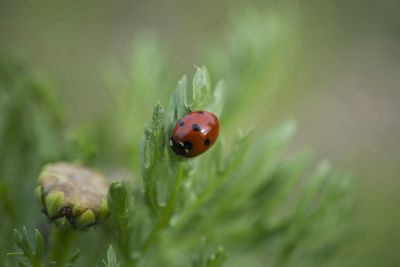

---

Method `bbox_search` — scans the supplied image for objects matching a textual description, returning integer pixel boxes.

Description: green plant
[101,246,120,267]
[6,227,80,267]
[1,11,352,267]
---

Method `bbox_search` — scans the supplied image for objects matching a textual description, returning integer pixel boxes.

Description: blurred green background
[0,0,399,266]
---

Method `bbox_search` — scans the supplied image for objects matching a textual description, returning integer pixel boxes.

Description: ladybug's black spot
[192,123,201,131]
[178,120,185,127]
[170,137,188,157]
[198,111,205,115]
[204,138,211,146]
[183,141,193,150]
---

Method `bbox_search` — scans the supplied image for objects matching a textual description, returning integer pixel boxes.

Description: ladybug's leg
[187,105,193,113]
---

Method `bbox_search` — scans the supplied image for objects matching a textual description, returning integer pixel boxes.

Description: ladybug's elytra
[169,111,219,158]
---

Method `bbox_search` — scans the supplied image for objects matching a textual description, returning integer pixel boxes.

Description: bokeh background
[0,0,399,266]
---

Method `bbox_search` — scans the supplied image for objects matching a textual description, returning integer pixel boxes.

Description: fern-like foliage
[106,66,352,267]
[1,10,352,267]
[7,227,81,267]
[101,246,120,267]
[7,228,50,267]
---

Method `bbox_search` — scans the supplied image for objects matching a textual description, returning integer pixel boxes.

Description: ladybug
[169,111,219,158]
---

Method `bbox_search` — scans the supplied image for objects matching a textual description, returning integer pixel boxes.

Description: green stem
[174,155,240,231]
[144,168,160,216]
[49,227,74,267]
[141,165,184,254]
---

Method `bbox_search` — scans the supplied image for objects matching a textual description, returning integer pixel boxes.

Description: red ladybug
[169,111,219,158]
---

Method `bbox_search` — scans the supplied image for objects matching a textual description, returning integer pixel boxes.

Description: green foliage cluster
[0,11,352,267]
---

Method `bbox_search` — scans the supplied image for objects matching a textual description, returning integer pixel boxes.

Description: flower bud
[36,162,110,230]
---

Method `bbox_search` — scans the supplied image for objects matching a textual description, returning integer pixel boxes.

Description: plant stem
[174,156,239,231]
[141,165,184,254]
[49,227,74,267]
